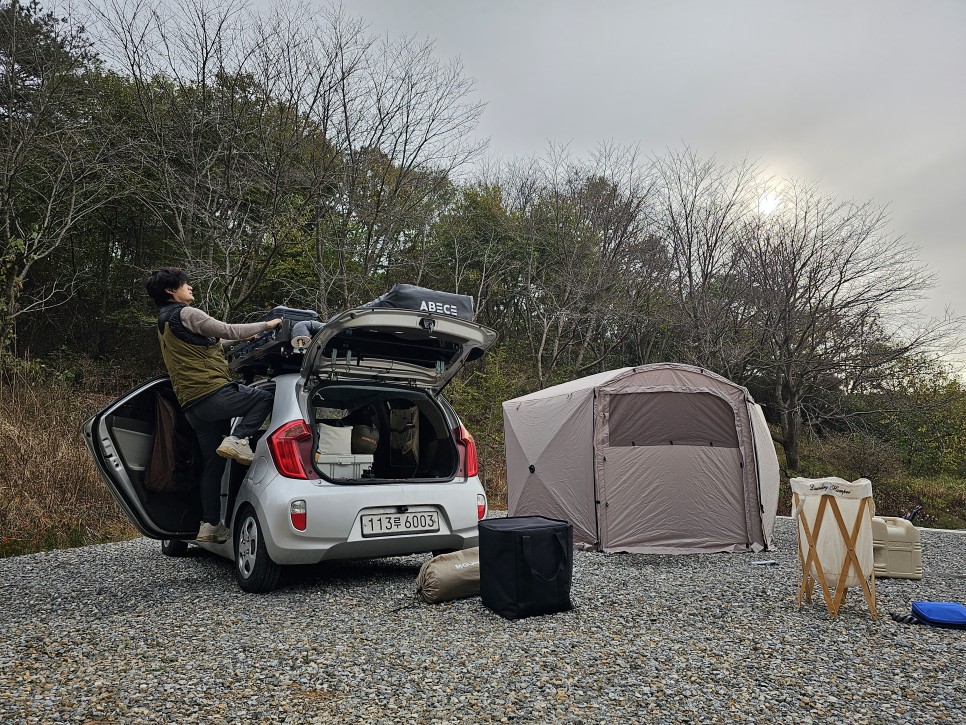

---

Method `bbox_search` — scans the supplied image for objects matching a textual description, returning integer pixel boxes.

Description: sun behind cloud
[757,191,782,215]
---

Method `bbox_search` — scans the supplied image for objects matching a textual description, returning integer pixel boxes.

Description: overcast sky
[350,0,965,328]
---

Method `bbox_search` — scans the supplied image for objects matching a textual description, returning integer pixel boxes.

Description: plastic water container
[872,516,923,580]
[315,453,373,479]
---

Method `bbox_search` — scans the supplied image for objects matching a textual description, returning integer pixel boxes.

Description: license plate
[361,511,440,537]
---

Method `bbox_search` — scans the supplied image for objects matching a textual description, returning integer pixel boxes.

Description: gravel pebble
[1,517,964,724]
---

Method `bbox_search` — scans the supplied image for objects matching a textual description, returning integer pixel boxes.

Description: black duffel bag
[479,516,573,620]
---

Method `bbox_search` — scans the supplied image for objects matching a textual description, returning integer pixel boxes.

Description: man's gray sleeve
[180,306,269,342]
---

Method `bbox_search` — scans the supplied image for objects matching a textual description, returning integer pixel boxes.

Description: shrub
[812,433,902,484]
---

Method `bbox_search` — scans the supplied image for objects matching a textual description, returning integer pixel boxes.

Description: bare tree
[93,0,484,318]
[653,147,763,381]
[0,0,118,353]
[569,143,665,371]
[91,0,339,316]
[500,144,662,387]
[738,180,954,470]
[305,27,485,314]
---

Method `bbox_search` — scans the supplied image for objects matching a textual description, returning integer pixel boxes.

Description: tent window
[608,392,738,448]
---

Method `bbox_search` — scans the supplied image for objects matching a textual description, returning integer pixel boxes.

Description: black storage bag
[479,516,573,620]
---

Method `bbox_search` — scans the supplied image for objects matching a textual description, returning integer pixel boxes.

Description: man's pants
[184,383,274,525]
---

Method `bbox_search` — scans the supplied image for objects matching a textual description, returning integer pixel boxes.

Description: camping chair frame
[795,492,878,619]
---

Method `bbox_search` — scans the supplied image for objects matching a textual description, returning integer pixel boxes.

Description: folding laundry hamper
[791,477,877,619]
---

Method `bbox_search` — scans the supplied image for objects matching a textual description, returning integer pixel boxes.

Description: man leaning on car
[145,268,281,544]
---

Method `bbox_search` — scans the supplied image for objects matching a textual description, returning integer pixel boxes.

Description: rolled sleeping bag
[416,547,480,603]
[291,319,325,348]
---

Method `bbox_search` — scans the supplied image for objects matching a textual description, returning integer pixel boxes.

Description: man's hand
[266,318,283,330]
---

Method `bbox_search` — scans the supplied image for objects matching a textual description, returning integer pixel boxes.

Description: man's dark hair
[146,267,188,307]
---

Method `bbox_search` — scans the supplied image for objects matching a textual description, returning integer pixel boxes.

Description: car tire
[161,539,190,557]
[234,507,281,593]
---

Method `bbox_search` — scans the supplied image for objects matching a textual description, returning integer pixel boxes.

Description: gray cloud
[348,0,965,323]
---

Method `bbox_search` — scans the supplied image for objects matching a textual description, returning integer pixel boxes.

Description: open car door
[82,377,202,539]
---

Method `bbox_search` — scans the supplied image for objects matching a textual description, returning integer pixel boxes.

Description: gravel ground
[1,516,964,724]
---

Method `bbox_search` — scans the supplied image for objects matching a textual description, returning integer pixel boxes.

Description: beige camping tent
[503,364,780,554]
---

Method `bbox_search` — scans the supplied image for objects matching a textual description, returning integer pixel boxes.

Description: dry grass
[890,474,966,529]
[0,361,138,556]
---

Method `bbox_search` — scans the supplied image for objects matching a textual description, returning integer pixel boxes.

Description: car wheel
[161,539,190,557]
[234,507,281,593]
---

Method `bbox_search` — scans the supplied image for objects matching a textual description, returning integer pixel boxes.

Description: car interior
[310,384,459,482]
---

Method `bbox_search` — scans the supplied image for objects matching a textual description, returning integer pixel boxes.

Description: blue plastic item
[910,601,966,629]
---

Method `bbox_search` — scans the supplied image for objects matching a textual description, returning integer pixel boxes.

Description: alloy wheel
[237,514,259,579]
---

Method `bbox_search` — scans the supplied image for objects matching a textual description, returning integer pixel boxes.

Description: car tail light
[268,420,315,479]
[456,424,479,478]
[290,500,307,531]
[477,493,487,520]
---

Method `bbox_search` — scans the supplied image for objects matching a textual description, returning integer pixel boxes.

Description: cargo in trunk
[310,383,458,482]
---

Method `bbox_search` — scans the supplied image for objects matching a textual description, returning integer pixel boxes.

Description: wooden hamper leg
[829,497,878,619]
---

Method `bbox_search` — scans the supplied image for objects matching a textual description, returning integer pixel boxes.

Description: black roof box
[359,284,474,321]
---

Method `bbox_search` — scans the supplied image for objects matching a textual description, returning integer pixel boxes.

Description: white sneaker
[196,522,230,543]
[216,435,254,465]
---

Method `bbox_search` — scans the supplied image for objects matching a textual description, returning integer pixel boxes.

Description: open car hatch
[300,308,497,389]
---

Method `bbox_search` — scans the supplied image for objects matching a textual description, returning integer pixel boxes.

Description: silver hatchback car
[84,307,497,592]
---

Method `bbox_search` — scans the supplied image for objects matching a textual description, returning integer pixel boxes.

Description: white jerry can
[871,516,923,580]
